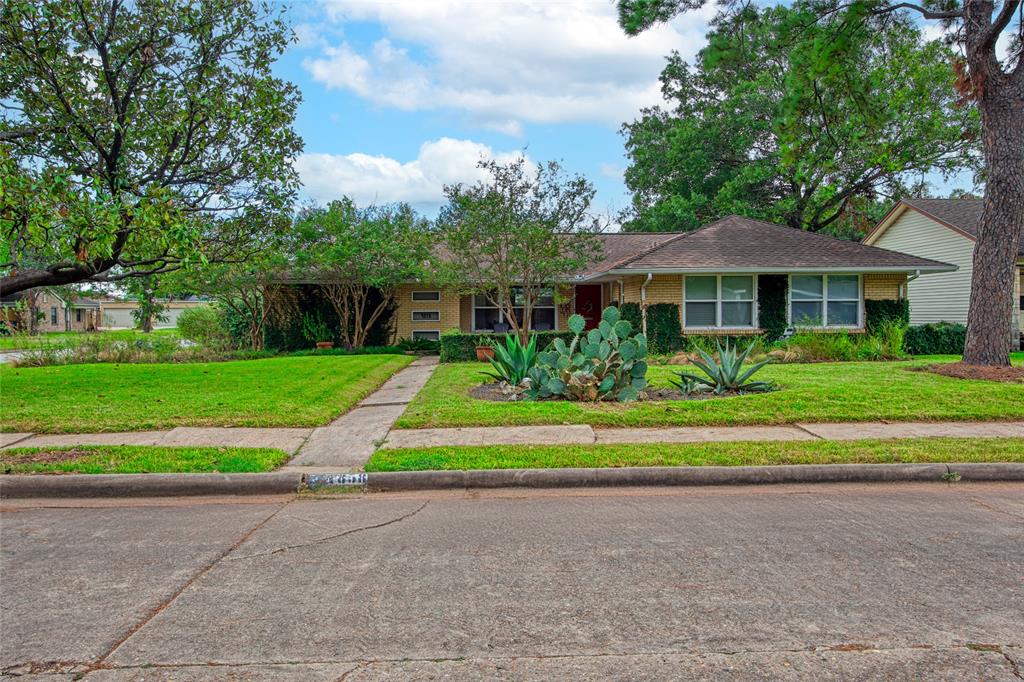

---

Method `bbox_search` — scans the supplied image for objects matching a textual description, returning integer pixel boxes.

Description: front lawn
[366,437,1024,471]
[1,445,289,474]
[395,354,1024,428]
[0,329,178,351]
[1,354,413,433]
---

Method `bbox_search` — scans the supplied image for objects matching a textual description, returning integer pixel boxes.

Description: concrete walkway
[380,420,1024,449]
[286,356,439,470]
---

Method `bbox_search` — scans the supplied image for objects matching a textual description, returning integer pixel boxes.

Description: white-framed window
[411,330,440,341]
[472,287,557,332]
[789,274,861,328]
[683,275,757,329]
[411,310,440,322]
[411,290,440,302]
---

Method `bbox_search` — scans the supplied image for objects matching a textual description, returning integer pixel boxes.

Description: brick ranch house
[391,215,956,342]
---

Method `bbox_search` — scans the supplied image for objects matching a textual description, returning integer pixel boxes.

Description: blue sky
[273,1,970,224]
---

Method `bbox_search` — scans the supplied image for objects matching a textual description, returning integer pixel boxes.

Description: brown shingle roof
[609,215,954,273]
[899,198,1024,257]
[576,232,686,278]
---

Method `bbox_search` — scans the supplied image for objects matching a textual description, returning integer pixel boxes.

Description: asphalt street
[1,482,1022,680]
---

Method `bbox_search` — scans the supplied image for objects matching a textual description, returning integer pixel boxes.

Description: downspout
[903,270,920,300]
[617,278,625,305]
[640,272,653,335]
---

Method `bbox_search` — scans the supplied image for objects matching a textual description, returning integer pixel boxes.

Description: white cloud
[599,162,625,180]
[296,137,526,207]
[304,0,714,131]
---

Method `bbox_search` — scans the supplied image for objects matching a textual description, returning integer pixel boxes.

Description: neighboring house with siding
[863,199,1024,335]
[99,298,208,329]
[390,215,955,342]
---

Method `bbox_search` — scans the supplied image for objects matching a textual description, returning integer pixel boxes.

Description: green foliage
[0,0,301,293]
[439,330,576,362]
[483,335,538,386]
[293,199,432,349]
[396,337,440,352]
[618,3,979,235]
[672,340,775,394]
[301,312,333,344]
[619,303,643,333]
[865,299,910,332]
[177,307,232,349]
[645,303,683,354]
[772,324,907,362]
[905,323,967,356]
[757,275,788,341]
[524,306,649,402]
[438,158,603,342]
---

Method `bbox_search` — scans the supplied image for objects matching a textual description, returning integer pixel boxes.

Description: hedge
[440,330,576,362]
[904,322,966,355]
[865,299,910,332]
[757,275,788,342]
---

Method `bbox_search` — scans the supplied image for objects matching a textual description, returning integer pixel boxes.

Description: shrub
[177,306,232,349]
[865,299,910,332]
[524,306,648,402]
[757,275,788,341]
[645,303,683,354]
[439,329,576,362]
[301,312,333,344]
[396,336,439,352]
[671,339,774,395]
[482,334,538,386]
[905,322,966,355]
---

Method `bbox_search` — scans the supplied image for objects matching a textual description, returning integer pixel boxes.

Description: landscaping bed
[1,445,289,474]
[470,382,739,403]
[0,354,413,433]
[396,355,1024,428]
[365,437,1024,472]
[917,362,1024,383]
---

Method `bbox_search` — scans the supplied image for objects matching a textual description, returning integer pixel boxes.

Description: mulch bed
[914,362,1024,383]
[470,383,745,403]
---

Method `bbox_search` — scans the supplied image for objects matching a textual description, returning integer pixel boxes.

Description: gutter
[605,265,957,275]
[640,272,653,335]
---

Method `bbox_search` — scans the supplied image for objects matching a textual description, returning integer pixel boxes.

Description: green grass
[1,445,289,474]
[395,354,1024,429]
[366,437,1024,472]
[0,354,413,433]
[0,328,178,351]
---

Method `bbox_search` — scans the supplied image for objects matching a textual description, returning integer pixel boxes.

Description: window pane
[685,302,716,327]
[722,302,753,326]
[685,276,717,301]
[474,308,500,331]
[791,301,822,326]
[473,294,492,307]
[536,289,555,307]
[411,290,439,301]
[411,330,440,341]
[828,275,859,300]
[532,307,555,331]
[827,301,858,326]
[791,275,823,300]
[721,276,753,301]
[412,311,439,321]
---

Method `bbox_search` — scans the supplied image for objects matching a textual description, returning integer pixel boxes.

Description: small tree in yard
[618,0,1024,366]
[294,199,433,349]
[439,158,604,344]
[126,278,167,333]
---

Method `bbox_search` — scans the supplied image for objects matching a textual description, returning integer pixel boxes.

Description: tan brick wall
[393,285,462,341]
[863,273,906,300]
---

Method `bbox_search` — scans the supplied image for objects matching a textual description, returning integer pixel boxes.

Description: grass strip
[0,445,290,474]
[365,437,1024,472]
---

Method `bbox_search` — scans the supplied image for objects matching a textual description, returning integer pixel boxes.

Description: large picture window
[684,275,756,329]
[473,287,557,332]
[790,274,860,327]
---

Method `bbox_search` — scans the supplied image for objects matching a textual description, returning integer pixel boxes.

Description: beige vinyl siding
[872,211,973,325]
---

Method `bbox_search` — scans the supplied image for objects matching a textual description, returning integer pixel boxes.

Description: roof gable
[865,198,1023,258]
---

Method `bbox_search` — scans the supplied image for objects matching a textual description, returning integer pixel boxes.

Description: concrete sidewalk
[380,420,1024,449]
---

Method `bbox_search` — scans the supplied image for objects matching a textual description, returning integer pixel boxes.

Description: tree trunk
[962,79,1024,366]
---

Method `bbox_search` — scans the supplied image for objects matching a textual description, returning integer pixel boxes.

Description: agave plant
[523,306,648,402]
[482,334,538,386]
[671,339,775,395]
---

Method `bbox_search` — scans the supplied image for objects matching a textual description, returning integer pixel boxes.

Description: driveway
[2,482,1022,679]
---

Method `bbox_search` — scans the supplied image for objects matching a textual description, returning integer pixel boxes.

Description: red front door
[574,285,603,330]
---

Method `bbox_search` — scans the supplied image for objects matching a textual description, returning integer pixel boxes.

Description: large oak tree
[0,0,302,296]
[620,0,1023,365]
[621,4,979,235]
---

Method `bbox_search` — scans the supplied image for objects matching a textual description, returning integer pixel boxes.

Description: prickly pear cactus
[523,305,648,402]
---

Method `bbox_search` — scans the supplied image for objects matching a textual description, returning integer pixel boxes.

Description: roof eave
[607,265,958,275]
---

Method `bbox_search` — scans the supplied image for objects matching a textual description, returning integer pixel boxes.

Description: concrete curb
[0,471,304,498]
[363,463,1024,492]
